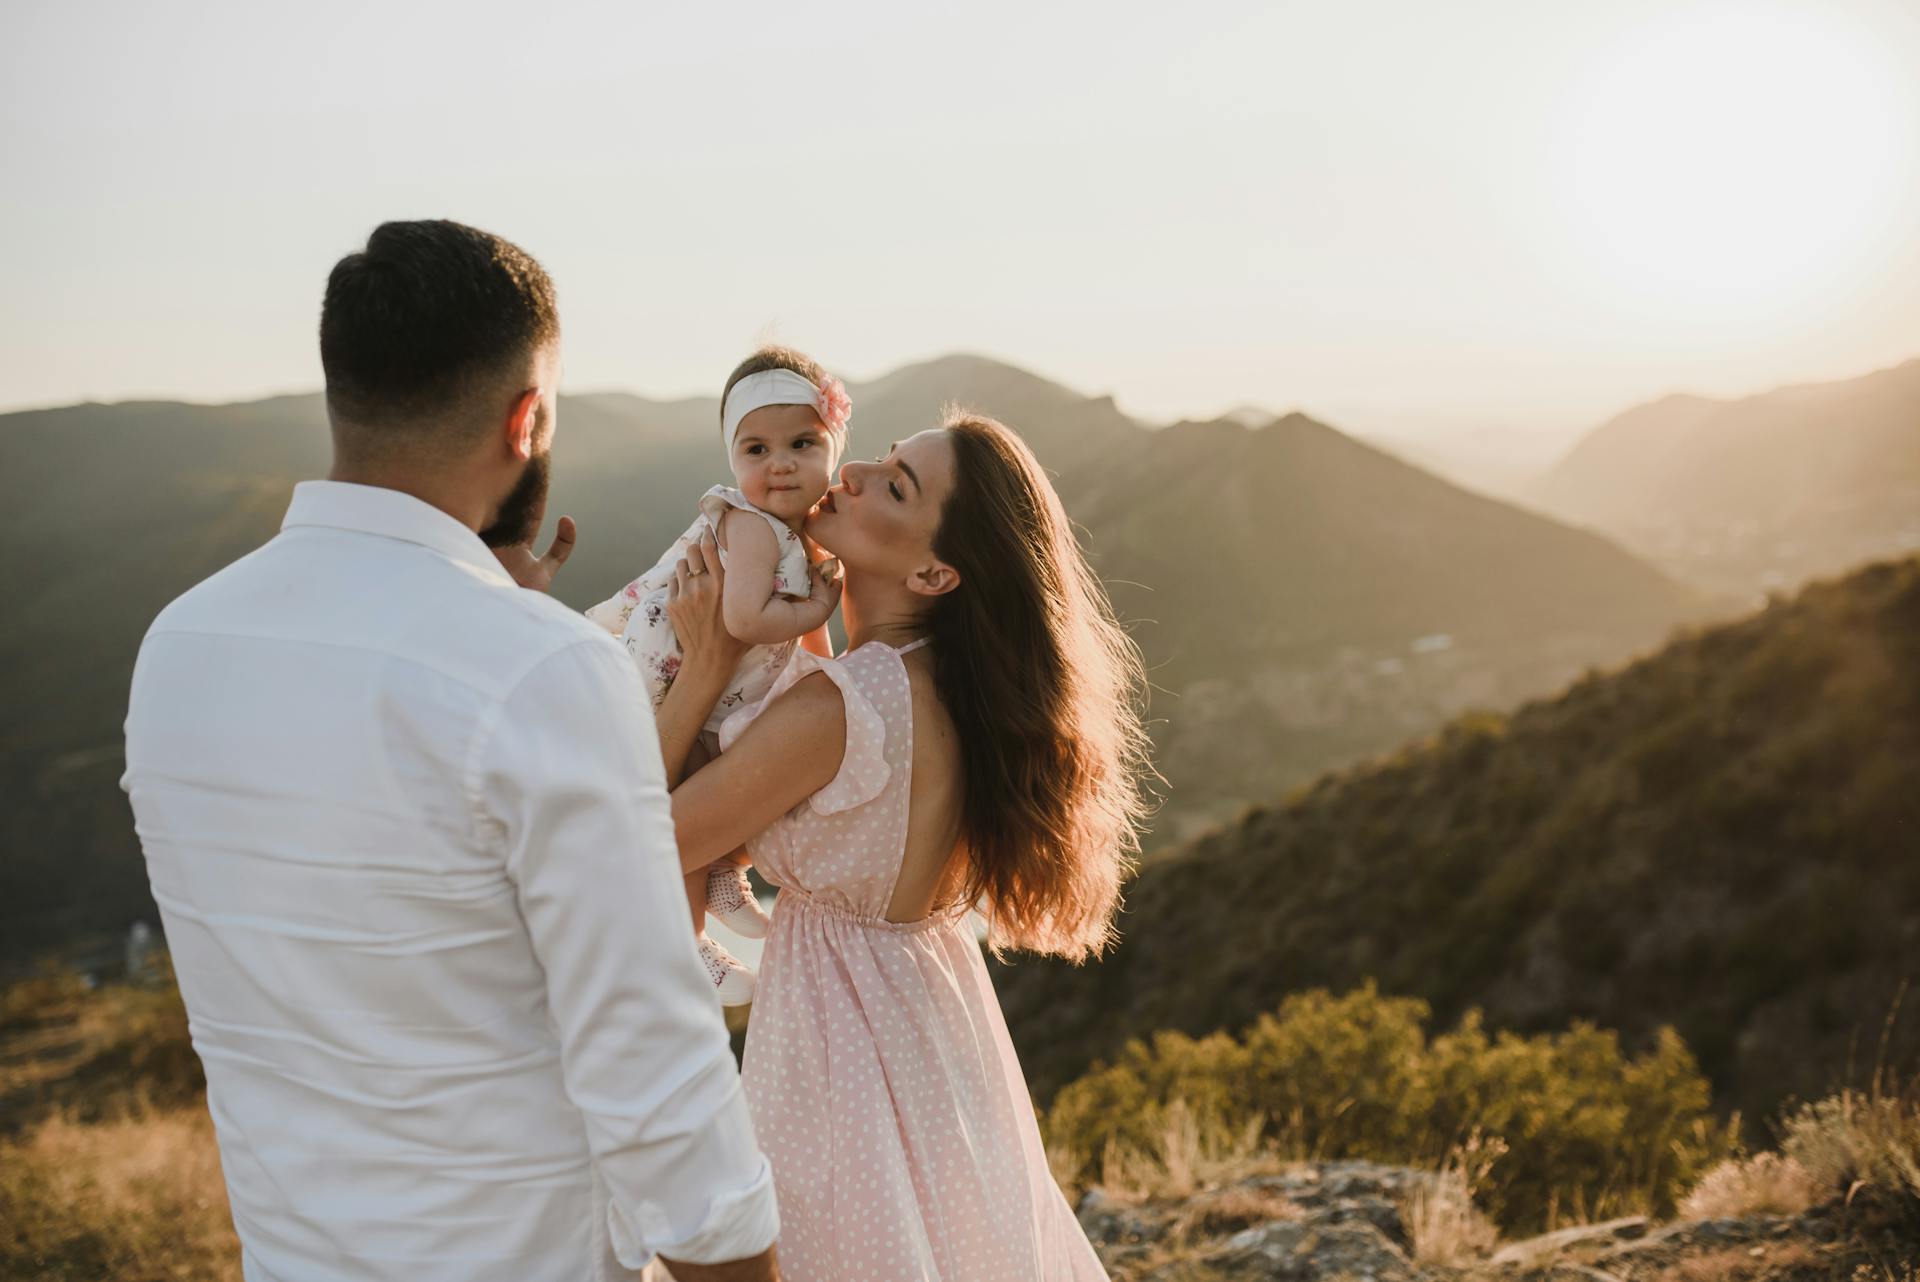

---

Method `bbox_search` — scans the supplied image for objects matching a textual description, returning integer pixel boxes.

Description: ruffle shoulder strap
[717,648,890,815]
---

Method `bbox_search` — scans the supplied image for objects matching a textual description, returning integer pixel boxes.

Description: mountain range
[1522,357,1920,597]
[0,354,1743,966]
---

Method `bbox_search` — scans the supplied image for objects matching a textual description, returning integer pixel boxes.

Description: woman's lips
[817,491,839,513]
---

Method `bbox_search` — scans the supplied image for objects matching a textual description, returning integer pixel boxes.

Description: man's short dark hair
[320,220,558,434]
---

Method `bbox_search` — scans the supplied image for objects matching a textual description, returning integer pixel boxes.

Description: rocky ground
[1075,1161,1919,1282]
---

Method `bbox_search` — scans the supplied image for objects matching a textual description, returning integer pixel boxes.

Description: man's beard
[479,450,551,549]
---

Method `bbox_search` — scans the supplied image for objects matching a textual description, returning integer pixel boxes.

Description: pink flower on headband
[815,376,852,435]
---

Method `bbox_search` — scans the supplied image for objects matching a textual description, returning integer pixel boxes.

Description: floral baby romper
[586,485,814,736]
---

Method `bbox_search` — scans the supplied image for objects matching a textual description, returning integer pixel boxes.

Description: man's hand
[493,515,577,593]
[656,1247,781,1282]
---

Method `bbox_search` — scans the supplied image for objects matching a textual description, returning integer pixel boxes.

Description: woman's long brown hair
[929,413,1154,962]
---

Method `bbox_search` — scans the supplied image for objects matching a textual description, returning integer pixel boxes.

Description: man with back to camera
[121,220,780,1282]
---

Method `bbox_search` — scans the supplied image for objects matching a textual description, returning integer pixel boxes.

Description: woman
[655,412,1153,1281]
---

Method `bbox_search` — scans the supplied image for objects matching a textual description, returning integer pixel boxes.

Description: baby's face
[731,404,837,523]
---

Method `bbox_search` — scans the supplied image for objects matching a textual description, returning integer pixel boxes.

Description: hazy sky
[3,0,1917,439]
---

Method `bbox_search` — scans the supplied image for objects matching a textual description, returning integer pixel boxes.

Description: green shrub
[1044,983,1736,1232]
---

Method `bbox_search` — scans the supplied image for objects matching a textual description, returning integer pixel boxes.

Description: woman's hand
[653,528,748,789]
[667,528,750,680]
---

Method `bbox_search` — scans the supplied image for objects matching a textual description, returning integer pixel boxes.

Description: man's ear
[505,388,542,460]
[906,559,961,598]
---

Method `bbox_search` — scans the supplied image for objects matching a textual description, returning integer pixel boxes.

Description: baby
[587,346,850,1004]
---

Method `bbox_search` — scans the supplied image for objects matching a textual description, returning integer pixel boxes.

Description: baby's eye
[793,438,813,449]
[746,445,766,455]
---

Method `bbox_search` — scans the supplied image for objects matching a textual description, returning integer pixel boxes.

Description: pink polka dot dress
[717,638,1107,1281]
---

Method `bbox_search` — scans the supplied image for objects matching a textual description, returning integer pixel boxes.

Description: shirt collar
[281,480,517,587]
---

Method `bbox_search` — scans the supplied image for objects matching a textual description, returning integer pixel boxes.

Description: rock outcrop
[1075,1160,1912,1281]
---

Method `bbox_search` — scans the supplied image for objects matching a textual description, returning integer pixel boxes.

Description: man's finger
[544,515,577,568]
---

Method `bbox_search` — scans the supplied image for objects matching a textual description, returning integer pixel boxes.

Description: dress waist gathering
[774,886,971,936]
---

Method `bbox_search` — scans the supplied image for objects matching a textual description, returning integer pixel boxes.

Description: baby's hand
[794,559,843,629]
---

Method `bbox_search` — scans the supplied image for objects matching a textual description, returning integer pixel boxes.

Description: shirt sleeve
[475,635,778,1268]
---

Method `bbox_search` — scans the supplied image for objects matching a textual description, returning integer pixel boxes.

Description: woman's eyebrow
[881,443,922,493]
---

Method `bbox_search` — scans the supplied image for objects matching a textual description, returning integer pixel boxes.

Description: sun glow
[1564,5,1909,308]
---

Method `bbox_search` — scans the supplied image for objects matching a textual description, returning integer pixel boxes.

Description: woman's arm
[656,530,749,787]
[670,672,847,874]
[798,624,834,659]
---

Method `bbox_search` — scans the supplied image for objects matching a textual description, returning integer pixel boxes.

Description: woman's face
[807,428,956,580]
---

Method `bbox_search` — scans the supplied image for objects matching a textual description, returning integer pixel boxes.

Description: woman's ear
[906,559,961,598]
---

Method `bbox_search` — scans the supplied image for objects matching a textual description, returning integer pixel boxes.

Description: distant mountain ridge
[1527,357,1920,596]
[992,552,1920,1131]
[0,355,1726,966]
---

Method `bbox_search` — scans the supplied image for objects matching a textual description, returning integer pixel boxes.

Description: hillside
[1057,411,1725,839]
[0,357,1725,967]
[992,553,1920,1130]
[1527,357,1920,596]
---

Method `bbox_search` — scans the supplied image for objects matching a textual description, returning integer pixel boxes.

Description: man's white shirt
[122,480,777,1282]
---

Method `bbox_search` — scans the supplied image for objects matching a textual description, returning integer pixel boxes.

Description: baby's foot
[706,863,772,940]
[696,935,757,1007]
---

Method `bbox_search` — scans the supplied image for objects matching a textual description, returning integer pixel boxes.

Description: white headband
[722,368,847,454]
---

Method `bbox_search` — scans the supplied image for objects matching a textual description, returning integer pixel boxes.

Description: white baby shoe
[706,863,772,940]
[696,935,757,1007]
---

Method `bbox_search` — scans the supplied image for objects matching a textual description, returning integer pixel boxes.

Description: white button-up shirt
[122,480,777,1282]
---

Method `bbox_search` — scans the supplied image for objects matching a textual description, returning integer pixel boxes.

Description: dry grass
[1,966,203,1134]
[1,1105,240,1281]
[1682,1151,1819,1219]
[1647,1240,1823,1281]
[1167,1184,1305,1245]
[1,967,240,1280]
[1783,1072,1920,1210]
[1848,1264,1920,1281]
[1404,1133,1504,1267]
[0,968,90,1032]
[1095,1097,1275,1202]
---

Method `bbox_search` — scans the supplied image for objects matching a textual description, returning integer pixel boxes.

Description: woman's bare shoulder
[752,669,847,734]
[902,655,959,756]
